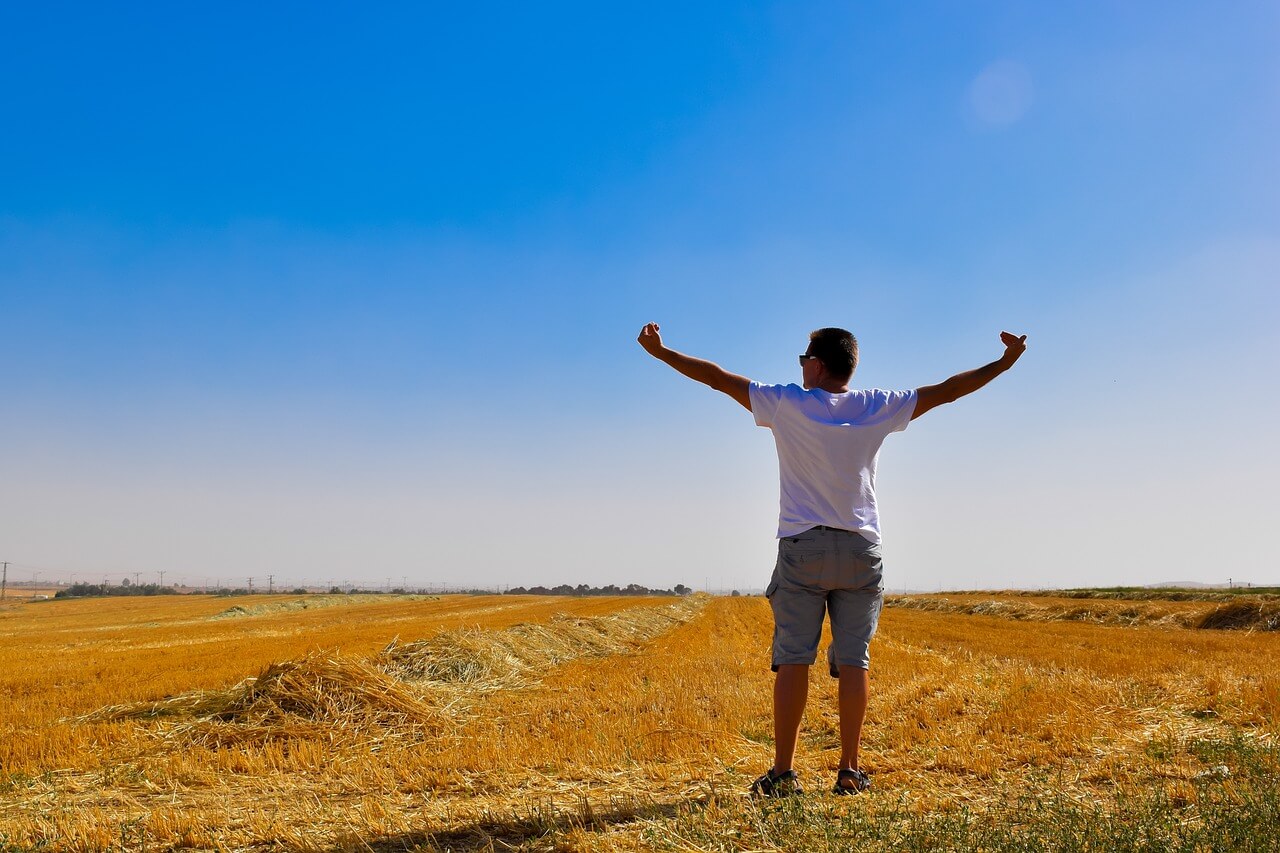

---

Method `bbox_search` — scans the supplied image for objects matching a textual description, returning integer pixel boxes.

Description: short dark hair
[808,327,858,380]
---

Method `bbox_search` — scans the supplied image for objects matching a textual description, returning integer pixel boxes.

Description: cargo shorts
[765,525,884,676]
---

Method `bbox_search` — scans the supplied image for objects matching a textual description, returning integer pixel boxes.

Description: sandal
[751,767,803,798]
[833,768,871,795]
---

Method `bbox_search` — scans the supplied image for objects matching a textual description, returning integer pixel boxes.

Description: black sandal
[833,768,871,795]
[751,767,803,798]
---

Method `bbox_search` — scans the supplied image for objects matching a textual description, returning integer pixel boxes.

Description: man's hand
[999,331,1028,366]
[637,322,665,357]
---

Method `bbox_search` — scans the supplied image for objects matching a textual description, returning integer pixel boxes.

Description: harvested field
[78,597,706,749]
[2,592,1278,850]
[1022,587,1280,602]
[887,591,1280,631]
[211,594,440,619]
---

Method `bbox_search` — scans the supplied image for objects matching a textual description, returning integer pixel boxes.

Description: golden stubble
[2,592,1277,851]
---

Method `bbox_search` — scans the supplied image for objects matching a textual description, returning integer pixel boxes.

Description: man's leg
[773,663,810,773]
[827,533,882,783]
[765,527,829,780]
[836,664,869,773]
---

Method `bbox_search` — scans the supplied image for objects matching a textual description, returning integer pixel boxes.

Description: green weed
[643,736,1280,852]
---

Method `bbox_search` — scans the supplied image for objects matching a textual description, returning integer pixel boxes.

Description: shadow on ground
[344,799,687,852]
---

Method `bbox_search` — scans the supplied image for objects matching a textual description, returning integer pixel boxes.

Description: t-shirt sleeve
[882,389,917,433]
[749,382,785,428]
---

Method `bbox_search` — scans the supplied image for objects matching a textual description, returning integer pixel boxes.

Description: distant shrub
[55,583,178,599]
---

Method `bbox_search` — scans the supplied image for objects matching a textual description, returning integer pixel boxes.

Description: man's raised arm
[913,331,1028,421]
[637,322,752,412]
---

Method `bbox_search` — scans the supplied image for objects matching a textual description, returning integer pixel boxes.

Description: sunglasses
[798,354,819,366]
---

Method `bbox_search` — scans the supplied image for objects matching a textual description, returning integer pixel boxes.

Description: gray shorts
[765,525,885,676]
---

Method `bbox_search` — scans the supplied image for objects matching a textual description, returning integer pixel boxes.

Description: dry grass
[0,593,669,774]
[211,593,439,619]
[75,597,706,751]
[888,591,1280,631]
[2,591,1278,851]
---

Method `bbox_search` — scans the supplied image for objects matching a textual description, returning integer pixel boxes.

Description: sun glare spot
[968,60,1035,127]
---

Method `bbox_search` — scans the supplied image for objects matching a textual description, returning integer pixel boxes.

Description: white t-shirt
[749,383,917,542]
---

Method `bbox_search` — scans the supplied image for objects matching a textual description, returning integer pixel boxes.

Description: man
[637,322,1027,796]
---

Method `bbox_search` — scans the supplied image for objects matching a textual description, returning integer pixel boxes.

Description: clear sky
[2,2,1277,592]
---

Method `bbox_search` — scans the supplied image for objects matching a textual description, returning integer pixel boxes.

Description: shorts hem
[770,658,818,672]
[828,661,871,678]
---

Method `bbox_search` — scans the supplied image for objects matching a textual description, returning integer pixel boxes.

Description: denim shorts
[765,525,885,675]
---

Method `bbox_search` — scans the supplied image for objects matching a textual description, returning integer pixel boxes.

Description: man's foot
[833,768,871,795]
[751,767,803,798]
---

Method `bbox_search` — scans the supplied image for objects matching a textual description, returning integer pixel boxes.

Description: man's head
[801,328,858,389]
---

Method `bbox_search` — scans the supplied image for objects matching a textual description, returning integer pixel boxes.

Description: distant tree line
[51,581,693,600]
[56,582,179,599]
[504,583,693,597]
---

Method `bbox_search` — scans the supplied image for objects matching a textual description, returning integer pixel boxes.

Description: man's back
[749,383,916,542]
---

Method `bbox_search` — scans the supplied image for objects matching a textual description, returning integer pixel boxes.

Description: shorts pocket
[777,548,826,590]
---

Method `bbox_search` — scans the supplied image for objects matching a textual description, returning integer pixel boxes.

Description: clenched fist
[637,322,665,357]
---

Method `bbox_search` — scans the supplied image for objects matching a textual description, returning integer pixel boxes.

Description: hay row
[210,593,438,620]
[886,595,1280,631]
[75,596,708,748]
[382,596,705,690]
[1193,599,1280,631]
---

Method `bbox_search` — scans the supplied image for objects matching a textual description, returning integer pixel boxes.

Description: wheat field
[2,590,1278,851]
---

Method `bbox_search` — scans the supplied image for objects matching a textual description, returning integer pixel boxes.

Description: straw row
[885,594,1280,631]
[75,596,708,748]
[211,593,438,620]
[383,595,707,690]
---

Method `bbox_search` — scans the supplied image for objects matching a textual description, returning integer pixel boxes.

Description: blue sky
[2,2,1277,591]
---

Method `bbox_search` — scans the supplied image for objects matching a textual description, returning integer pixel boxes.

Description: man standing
[637,322,1027,796]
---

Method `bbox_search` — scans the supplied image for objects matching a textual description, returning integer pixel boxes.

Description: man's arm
[913,331,1027,420]
[637,322,752,412]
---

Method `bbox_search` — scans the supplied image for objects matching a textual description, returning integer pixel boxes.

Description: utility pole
[1,561,7,600]
[134,572,141,587]
[158,570,166,587]
[268,574,274,594]
[248,577,254,594]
